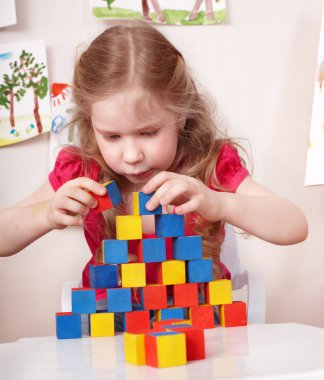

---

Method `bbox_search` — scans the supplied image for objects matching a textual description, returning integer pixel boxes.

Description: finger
[143,171,179,194]
[174,198,200,215]
[54,212,84,228]
[145,180,176,211]
[57,197,90,216]
[60,186,98,209]
[158,181,190,206]
[68,177,107,196]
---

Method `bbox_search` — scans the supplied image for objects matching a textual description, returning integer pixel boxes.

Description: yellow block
[121,263,146,287]
[158,260,186,285]
[124,332,146,365]
[155,332,187,368]
[90,313,114,337]
[116,215,142,240]
[132,192,140,215]
[206,279,232,305]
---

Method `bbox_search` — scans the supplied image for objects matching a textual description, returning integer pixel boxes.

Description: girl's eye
[103,134,120,141]
[141,130,158,137]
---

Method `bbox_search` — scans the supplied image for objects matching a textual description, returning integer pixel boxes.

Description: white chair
[220,224,266,323]
[61,225,266,323]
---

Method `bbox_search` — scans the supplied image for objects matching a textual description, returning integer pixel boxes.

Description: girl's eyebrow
[93,123,164,135]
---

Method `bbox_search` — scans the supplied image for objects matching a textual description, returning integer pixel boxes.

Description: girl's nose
[122,141,144,164]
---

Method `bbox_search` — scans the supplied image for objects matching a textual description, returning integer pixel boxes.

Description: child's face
[91,88,180,188]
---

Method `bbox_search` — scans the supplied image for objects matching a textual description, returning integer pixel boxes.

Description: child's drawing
[90,0,227,25]
[50,83,76,169]
[305,6,324,186]
[0,41,51,147]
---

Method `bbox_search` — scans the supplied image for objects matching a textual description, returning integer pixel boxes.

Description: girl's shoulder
[49,147,101,191]
[211,143,249,193]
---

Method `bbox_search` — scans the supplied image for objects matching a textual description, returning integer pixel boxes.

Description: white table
[1,323,324,380]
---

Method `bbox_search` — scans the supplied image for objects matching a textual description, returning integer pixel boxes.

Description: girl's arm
[143,172,308,245]
[0,178,106,257]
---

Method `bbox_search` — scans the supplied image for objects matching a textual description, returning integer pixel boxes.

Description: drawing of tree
[0,60,26,129]
[18,50,48,134]
[102,0,115,10]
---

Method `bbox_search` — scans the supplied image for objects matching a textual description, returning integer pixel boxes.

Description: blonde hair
[71,22,244,277]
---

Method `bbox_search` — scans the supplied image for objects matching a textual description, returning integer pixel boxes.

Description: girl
[0,23,307,309]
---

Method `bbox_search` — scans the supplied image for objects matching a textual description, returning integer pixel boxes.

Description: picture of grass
[91,1,227,26]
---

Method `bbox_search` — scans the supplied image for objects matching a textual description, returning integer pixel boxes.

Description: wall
[0,0,323,342]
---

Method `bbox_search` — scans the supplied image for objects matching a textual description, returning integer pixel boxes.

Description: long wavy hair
[70,21,246,277]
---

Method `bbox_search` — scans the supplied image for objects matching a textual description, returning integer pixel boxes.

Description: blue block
[137,192,162,215]
[139,238,166,263]
[107,288,132,312]
[72,289,96,314]
[56,313,82,339]
[155,215,185,237]
[103,240,128,264]
[159,307,184,320]
[89,264,118,289]
[105,181,122,207]
[187,259,213,283]
[173,236,202,260]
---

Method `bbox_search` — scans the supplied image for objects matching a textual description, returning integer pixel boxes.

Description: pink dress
[49,144,249,300]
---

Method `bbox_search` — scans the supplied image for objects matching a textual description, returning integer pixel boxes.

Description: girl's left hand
[142,171,220,221]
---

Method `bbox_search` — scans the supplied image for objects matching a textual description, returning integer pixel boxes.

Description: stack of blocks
[56,181,247,368]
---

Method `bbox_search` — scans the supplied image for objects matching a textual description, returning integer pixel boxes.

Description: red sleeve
[48,148,101,191]
[210,144,249,193]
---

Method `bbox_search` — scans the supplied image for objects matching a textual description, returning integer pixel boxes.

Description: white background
[0,0,323,342]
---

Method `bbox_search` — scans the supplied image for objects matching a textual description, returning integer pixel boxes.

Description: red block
[166,326,205,361]
[173,283,198,307]
[141,285,167,310]
[190,305,215,329]
[220,301,247,327]
[124,310,151,333]
[91,192,113,213]
[153,319,187,329]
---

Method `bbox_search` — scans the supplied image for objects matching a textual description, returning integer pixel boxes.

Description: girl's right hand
[45,178,106,229]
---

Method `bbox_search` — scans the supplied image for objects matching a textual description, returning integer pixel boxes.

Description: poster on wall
[90,0,227,25]
[305,4,324,186]
[0,41,51,147]
[0,0,17,28]
[50,83,76,170]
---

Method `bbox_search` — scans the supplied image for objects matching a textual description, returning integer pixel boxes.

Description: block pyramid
[55,180,247,368]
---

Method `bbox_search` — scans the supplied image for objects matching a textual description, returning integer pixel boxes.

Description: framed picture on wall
[90,0,227,25]
[305,4,324,186]
[0,41,51,147]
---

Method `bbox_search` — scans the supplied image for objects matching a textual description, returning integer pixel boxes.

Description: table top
[1,323,324,380]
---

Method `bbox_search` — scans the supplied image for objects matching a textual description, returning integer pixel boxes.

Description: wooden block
[124,310,151,333]
[72,288,96,314]
[173,236,202,260]
[92,180,122,212]
[220,301,247,327]
[56,312,82,339]
[102,239,128,264]
[90,312,114,337]
[186,258,213,283]
[144,331,187,368]
[173,283,199,307]
[89,264,118,289]
[205,279,233,305]
[132,192,162,215]
[124,332,146,365]
[155,215,185,237]
[116,215,142,240]
[140,285,167,310]
[153,319,187,329]
[137,238,166,263]
[157,260,186,285]
[156,307,185,321]
[107,288,132,312]
[165,325,205,361]
[189,305,215,329]
[121,263,146,287]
